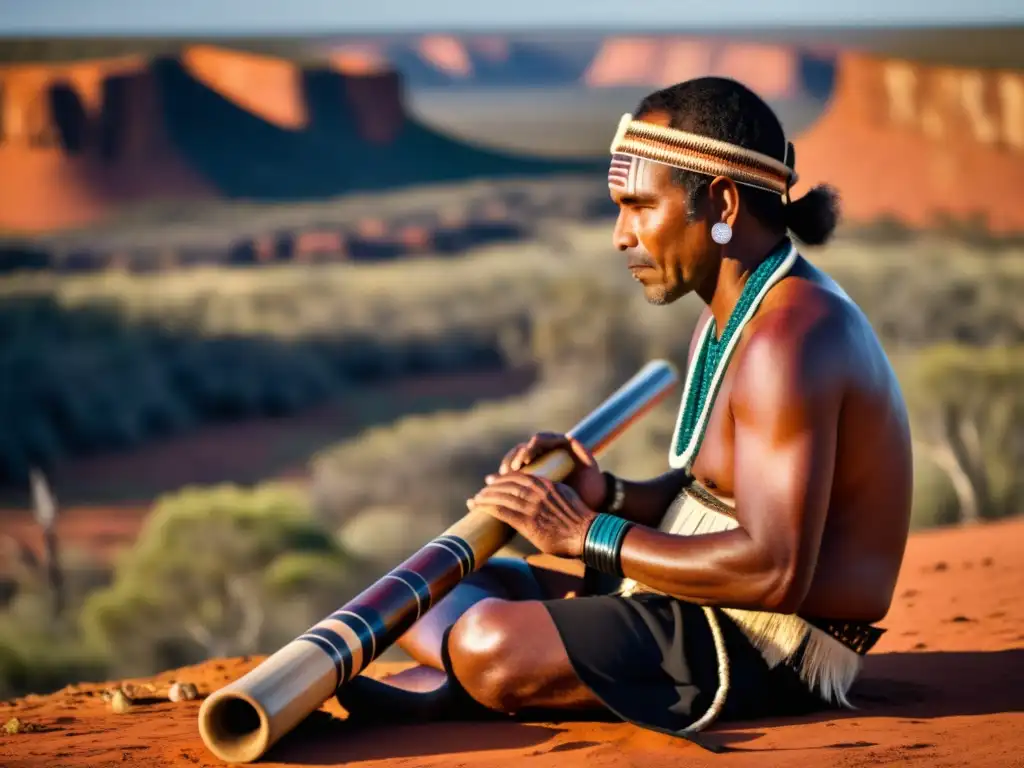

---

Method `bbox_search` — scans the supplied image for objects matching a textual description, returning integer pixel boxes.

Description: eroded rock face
[794,53,1024,232]
[0,50,414,232]
[0,45,586,234]
[584,37,810,99]
[1,42,1021,234]
[0,56,212,232]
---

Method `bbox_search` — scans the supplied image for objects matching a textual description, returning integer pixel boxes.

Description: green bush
[0,547,114,699]
[79,482,357,677]
[909,457,961,530]
[0,634,109,701]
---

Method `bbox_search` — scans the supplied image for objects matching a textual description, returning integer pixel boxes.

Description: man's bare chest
[687,374,738,497]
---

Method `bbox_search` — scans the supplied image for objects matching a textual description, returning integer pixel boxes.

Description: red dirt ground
[1,517,1022,768]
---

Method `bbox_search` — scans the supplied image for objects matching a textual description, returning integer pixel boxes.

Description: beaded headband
[608,113,798,197]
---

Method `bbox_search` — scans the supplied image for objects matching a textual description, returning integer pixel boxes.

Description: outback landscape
[3,517,1022,768]
[1,26,1023,768]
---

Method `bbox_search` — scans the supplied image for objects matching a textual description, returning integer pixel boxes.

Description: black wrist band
[599,471,625,514]
[582,513,633,577]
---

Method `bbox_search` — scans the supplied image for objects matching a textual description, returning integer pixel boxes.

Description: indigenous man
[338,76,914,745]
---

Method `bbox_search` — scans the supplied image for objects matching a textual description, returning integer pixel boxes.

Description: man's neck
[698,235,790,335]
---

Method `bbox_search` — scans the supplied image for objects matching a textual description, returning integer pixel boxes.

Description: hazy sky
[2,0,1023,35]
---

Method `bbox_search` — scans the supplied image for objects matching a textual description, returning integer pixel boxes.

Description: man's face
[608,145,718,306]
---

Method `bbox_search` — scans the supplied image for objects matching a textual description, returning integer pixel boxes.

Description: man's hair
[634,77,840,246]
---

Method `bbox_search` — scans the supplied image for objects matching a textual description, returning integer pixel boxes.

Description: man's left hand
[467,473,597,558]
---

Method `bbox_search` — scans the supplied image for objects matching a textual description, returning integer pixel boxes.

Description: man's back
[686,254,913,623]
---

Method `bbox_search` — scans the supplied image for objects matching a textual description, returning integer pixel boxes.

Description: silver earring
[711,222,732,245]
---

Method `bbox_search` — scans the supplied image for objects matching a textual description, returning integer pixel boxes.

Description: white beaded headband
[608,113,798,197]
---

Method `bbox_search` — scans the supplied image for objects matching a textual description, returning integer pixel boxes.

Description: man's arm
[610,469,693,528]
[615,312,843,613]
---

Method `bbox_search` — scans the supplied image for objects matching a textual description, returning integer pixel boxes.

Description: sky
[1,0,1023,36]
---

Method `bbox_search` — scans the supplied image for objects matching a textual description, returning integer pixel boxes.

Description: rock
[168,682,198,702]
[110,690,133,714]
[4,717,42,734]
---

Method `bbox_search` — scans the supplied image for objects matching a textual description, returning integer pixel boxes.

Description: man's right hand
[494,432,607,512]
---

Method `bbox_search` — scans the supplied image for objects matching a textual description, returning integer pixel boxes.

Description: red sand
[2,517,1022,768]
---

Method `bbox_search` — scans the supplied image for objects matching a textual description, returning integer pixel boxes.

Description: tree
[80,483,356,675]
[900,344,1024,524]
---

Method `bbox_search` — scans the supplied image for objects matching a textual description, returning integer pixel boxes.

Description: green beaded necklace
[668,239,798,470]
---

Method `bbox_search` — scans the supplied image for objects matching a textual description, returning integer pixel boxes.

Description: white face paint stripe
[609,154,659,197]
[634,157,655,195]
[609,155,633,192]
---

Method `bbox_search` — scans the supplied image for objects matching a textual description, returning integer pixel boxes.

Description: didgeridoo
[198,359,679,763]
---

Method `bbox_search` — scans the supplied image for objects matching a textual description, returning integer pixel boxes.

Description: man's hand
[497,432,606,511]
[468,473,597,558]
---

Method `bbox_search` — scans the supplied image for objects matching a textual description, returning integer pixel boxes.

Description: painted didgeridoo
[197,359,679,763]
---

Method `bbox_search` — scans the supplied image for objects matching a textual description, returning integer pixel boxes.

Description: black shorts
[437,562,834,752]
[542,591,832,742]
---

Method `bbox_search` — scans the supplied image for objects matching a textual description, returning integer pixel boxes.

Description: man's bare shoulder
[732,278,857,407]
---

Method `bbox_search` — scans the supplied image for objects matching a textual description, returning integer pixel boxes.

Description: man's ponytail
[784,184,841,246]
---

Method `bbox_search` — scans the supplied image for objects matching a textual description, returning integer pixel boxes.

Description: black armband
[598,471,625,515]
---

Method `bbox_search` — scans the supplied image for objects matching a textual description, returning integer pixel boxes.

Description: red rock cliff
[584,37,804,99]
[794,53,1024,231]
[0,56,213,232]
[0,47,411,233]
[1,43,1022,234]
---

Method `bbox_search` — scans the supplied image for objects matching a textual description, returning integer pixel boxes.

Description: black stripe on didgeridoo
[388,568,434,618]
[329,604,387,672]
[436,534,476,573]
[297,628,351,688]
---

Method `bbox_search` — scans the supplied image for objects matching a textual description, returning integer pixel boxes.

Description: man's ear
[707,176,741,228]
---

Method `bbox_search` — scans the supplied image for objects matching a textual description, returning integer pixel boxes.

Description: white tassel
[721,608,862,708]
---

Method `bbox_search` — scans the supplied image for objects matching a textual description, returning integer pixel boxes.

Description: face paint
[608,153,660,197]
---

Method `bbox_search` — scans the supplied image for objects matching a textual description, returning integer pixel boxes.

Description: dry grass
[2,222,1023,492]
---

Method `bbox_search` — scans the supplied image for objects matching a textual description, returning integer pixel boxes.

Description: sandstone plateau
[1,38,1023,234]
[0,44,589,234]
[1,517,1022,768]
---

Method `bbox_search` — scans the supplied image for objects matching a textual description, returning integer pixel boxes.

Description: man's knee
[447,597,537,712]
